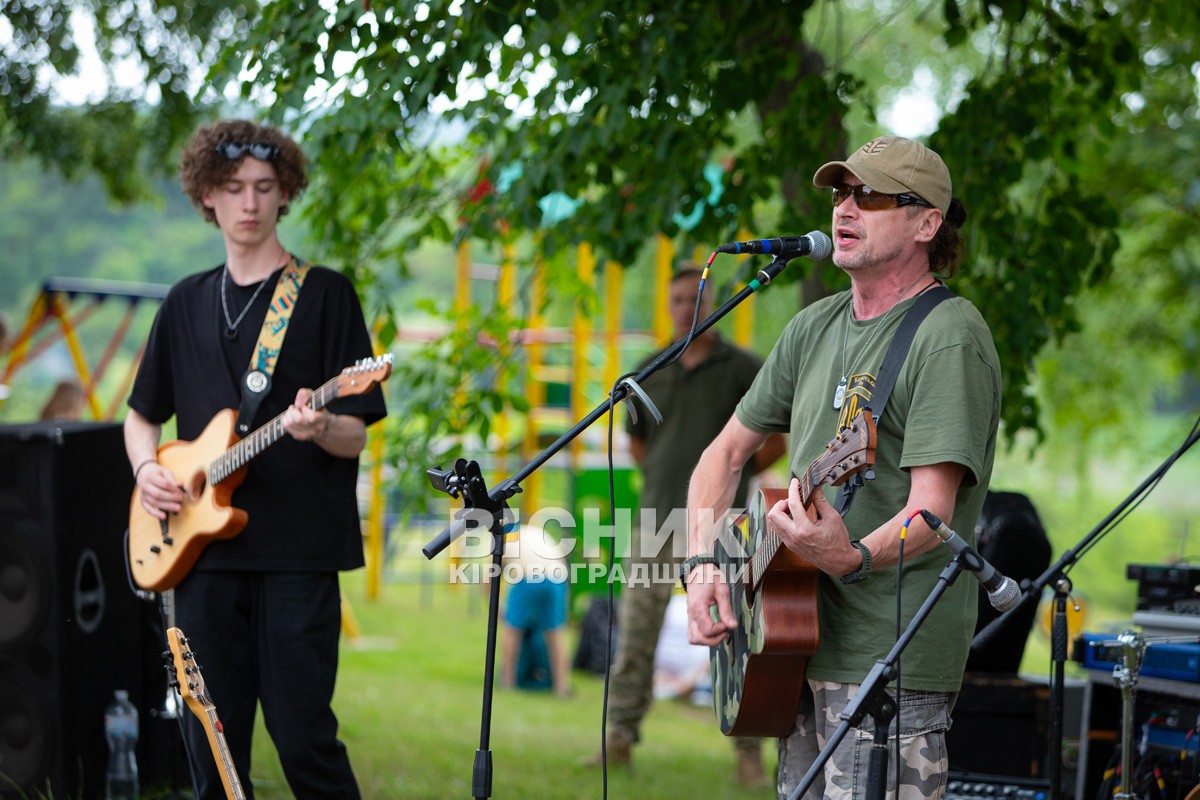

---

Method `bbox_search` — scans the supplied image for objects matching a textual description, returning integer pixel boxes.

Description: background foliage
[3,5,1200,793]
[3,0,1200,484]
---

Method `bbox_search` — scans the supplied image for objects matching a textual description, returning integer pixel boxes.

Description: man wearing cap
[682,135,1001,799]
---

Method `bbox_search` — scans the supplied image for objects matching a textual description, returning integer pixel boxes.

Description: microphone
[919,509,1021,612]
[716,231,833,261]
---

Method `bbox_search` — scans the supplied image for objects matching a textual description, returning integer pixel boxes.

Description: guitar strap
[835,285,955,516]
[235,256,311,436]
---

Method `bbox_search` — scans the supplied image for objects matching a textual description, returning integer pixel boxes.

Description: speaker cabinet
[947,673,1051,778]
[0,421,147,799]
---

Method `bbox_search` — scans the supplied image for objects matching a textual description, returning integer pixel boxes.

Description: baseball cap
[813,135,952,214]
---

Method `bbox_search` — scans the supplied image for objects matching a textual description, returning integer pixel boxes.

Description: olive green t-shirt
[735,289,1001,691]
[628,335,764,530]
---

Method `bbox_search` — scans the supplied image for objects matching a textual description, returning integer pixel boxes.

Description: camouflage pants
[777,680,956,800]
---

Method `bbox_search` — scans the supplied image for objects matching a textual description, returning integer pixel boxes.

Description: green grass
[243,572,777,800]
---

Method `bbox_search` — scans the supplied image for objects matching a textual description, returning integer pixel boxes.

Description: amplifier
[1127,562,1200,613]
[947,772,1049,800]
[1074,631,1200,683]
[1141,700,1200,755]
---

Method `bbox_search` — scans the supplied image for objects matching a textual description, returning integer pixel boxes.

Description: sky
[880,67,942,138]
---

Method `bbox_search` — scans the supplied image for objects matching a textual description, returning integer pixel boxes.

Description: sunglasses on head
[832,182,932,211]
[214,142,279,161]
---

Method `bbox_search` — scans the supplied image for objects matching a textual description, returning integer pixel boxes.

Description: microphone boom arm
[421,249,809,559]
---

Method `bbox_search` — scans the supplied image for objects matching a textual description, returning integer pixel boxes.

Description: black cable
[893,513,914,797]
[1070,412,1200,571]
[595,255,712,798]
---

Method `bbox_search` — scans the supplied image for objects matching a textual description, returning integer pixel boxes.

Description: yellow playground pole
[603,261,622,396]
[571,243,595,464]
[364,318,389,602]
[47,294,104,419]
[447,240,473,573]
[732,229,755,348]
[653,235,674,347]
[492,245,517,488]
[521,262,547,517]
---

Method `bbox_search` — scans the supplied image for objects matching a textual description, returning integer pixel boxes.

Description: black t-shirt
[128,262,388,572]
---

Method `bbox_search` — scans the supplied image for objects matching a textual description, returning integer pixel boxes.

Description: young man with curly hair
[125,119,386,799]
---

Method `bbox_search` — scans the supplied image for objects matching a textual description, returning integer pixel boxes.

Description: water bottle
[104,689,139,800]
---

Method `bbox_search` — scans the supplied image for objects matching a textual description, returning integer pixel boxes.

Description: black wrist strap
[678,553,718,592]
[834,286,955,517]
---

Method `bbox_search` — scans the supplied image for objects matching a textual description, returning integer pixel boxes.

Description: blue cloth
[504,578,568,632]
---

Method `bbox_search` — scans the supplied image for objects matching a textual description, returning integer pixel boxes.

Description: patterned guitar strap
[235,256,311,436]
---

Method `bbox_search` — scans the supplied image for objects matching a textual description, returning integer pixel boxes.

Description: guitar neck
[746,412,875,590]
[203,706,246,800]
[749,471,817,589]
[210,374,342,484]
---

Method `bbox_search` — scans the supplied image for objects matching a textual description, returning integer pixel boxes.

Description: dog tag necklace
[833,271,929,410]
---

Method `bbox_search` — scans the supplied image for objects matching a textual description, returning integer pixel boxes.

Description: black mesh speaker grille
[0,421,144,800]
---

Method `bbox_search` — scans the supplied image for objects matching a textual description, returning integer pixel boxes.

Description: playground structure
[0,278,168,422]
[0,238,761,606]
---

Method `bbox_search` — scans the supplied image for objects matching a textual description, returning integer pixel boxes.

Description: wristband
[678,553,719,592]
[133,457,157,481]
[319,414,333,440]
[839,539,872,585]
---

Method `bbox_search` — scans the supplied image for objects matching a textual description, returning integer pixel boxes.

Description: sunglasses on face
[214,142,279,161]
[832,182,932,211]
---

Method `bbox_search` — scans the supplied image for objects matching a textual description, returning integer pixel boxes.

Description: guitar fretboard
[749,472,816,591]
[745,413,873,592]
[209,377,343,485]
[203,703,246,800]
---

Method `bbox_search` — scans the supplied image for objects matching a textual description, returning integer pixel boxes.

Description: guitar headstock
[809,409,877,489]
[334,354,394,397]
[166,626,212,723]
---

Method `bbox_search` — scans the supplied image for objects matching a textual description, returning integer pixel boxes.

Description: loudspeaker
[946,674,1050,778]
[0,421,147,799]
[967,490,1051,674]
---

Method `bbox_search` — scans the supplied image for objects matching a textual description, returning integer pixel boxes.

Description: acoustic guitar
[129,354,393,591]
[166,626,246,800]
[709,409,877,736]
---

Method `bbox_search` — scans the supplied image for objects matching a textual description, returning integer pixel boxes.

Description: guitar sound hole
[188,472,207,503]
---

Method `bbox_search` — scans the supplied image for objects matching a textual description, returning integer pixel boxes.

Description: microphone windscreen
[807,231,833,261]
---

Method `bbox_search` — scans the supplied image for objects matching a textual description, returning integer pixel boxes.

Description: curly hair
[178,119,309,226]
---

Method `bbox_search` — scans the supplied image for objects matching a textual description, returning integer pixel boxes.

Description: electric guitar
[709,409,877,736]
[129,354,393,591]
[166,627,246,800]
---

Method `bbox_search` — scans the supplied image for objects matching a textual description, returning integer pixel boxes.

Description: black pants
[172,571,360,799]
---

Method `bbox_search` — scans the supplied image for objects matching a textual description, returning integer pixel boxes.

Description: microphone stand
[786,555,969,800]
[422,255,798,799]
[974,423,1200,800]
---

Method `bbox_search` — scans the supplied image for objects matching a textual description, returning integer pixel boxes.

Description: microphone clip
[618,376,663,426]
